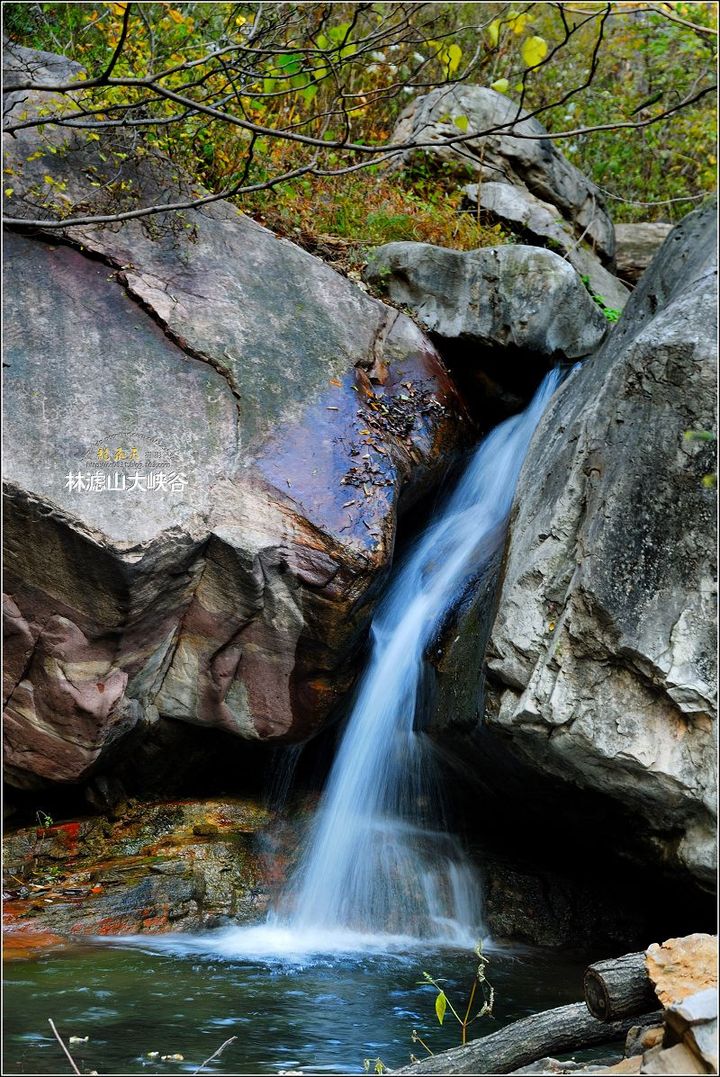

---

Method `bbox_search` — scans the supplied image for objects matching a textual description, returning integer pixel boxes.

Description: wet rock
[615,224,674,285]
[479,855,651,949]
[364,242,607,360]
[2,799,291,947]
[464,181,629,312]
[481,199,717,885]
[391,85,615,263]
[3,42,469,788]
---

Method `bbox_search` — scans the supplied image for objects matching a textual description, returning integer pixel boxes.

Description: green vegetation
[3,2,716,252]
[363,943,494,1073]
[580,275,622,321]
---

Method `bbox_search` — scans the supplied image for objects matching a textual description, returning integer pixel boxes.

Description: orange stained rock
[3,920,68,962]
[645,933,718,1007]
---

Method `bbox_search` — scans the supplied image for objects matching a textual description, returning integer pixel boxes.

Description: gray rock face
[392,84,615,262]
[2,43,468,788]
[615,222,674,285]
[465,181,629,312]
[364,241,608,361]
[484,200,717,885]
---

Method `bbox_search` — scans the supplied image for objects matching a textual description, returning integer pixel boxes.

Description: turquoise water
[3,938,595,1075]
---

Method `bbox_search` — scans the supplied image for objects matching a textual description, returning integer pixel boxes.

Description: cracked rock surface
[483,199,717,885]
[3,42,468,788]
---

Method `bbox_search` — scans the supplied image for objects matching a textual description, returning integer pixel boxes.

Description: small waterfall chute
[272,368,564,947]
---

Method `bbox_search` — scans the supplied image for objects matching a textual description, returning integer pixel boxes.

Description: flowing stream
[272,367,563,947]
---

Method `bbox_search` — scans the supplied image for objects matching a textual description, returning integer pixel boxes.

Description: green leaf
[277,53,302,76]
[491,78,509,94]
[684,429,716,442]
[327,22,350,44]
[435,991,447,1025]
[454,114,469,133]
[521,35,548,68]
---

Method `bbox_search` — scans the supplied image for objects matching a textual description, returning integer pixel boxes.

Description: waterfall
[274,368,563,945]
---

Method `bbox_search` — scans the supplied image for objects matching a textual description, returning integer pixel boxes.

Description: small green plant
[362,945,493,1073]
[683,429,716,443]
[418,942,494,1048]
[35,810,54,830]
[580,275,622,322]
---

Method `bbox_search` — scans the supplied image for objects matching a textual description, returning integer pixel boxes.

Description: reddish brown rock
[2,799,294,946]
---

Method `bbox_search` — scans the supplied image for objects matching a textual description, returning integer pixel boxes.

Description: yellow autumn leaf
[167,7,184,23]
[235,14,246,25]
[487,19,501,47]
[508,12,530,34]
[446,42,462,74]
[521,35,548,68]
[491,78,510,94]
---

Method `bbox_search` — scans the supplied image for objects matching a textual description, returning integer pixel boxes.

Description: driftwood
[392,1004,662,1075]
[584,952,658,1022]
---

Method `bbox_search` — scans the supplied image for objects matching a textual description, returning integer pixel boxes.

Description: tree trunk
[391,1003,662,1075]
[584,951,658,1022]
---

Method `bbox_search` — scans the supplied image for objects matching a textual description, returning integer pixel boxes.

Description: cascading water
[112,370,563,961]
[271,368,563,947]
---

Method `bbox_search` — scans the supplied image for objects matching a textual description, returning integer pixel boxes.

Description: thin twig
[48,1019,82,1076]
[192,1035,238,1076]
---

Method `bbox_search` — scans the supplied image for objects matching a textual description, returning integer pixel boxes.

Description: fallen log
[584,952,658,1022]
[391,1004,661,1075]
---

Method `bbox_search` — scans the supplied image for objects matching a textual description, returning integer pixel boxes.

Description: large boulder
[465,181,630,312]
[391,85,616,263]
[483,199,717,886]
[365,242,608,360]
[2,43,468,789]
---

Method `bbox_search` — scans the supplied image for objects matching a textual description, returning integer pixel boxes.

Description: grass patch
[242,168,511,274]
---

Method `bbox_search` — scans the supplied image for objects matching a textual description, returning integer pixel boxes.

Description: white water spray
[272,369,563,946]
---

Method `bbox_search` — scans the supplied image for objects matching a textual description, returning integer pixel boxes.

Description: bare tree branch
[47,1019,82,1076]
[191,1035,238,1076]
[3,160,321,229]
[2,1,714,232]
